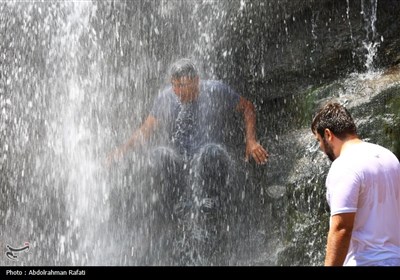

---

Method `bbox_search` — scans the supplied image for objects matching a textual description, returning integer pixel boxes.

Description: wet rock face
[260,71,400,266]
[76,1,400,104]
[213,0,400,102]
[1,0,399,266]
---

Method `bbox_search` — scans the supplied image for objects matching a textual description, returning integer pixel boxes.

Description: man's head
[170,58,200,103]
[311,102,358,161]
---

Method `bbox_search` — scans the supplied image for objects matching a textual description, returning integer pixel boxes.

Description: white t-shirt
[326,142,400,266]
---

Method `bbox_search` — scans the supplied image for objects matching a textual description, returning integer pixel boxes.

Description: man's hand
[245,141,269,165]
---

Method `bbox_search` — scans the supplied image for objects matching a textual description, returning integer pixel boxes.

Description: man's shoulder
[202,79,228,89]
[155,85,175,100]
[201,80,238,96]
[159,84,174,95]
[150,86,176,115]
[357,142,397,159]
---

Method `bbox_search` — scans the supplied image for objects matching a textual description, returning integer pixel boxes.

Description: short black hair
[170,58,198,80]
[311,102,357,140]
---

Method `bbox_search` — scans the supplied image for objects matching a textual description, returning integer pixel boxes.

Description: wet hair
[311,102,357,140]
[170,58,198,80]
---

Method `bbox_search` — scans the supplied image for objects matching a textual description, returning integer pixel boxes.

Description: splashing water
[1,0,398,267]
[361,0,381,72]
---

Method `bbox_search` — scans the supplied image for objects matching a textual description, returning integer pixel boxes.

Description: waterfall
[1,0,399,266]
[361,0,380,72]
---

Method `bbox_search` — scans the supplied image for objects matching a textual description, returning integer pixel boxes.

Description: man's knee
[196,144,231,179]
[147,147,185,210]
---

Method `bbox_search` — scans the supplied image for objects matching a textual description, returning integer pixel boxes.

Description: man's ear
[324,128,333,141]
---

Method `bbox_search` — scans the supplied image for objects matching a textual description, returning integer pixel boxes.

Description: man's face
[315,132,336,162]
[171,76,199,103]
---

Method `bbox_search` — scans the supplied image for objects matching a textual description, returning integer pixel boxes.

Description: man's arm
[324,212,355,266]
[236,96,268,164]
[107,115,158,165]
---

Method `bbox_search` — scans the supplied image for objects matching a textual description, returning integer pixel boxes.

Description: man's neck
[339,136,363,155]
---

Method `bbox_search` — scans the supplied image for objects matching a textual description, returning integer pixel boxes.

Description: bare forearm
[236,97,269,164]
[109,115,157,163]
[324,214,354,266]
[123,117,155,150]
[241,98,257,144]
[245,109,257,143]
[325,230,351,265]
[121,130,145,153]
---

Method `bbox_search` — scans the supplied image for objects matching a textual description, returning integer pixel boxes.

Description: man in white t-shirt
[311,101,400,266]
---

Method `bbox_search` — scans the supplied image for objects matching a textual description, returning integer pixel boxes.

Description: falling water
[1,1,111,265]
[361,0,380,72]
[1,0,399,266]
[0,0,256,266]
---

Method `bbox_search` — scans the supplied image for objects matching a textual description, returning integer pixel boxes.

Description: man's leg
[190,143,233,265]
[142,146,186,264]
[192,144,231,208]
[147,146,185,221]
